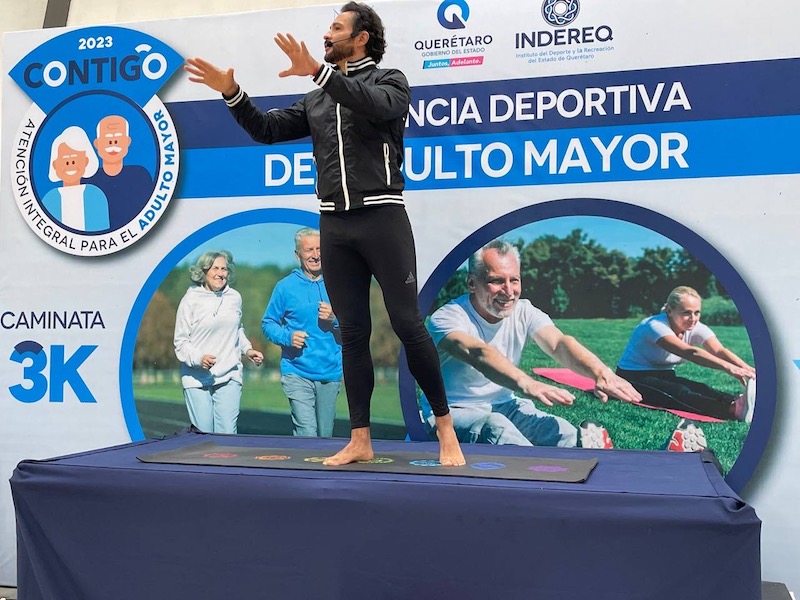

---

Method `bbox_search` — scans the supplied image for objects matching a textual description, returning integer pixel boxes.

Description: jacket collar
[336,56,377,75]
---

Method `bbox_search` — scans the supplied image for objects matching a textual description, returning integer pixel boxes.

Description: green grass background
[134,379,403,423]
[519,318,753,474]
[134,317,753,474]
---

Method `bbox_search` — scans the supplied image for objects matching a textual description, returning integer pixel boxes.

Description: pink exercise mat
[531,367,724,423]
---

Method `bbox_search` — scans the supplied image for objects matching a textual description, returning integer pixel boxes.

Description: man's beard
[325,40,354,64]
[485,296,517,320]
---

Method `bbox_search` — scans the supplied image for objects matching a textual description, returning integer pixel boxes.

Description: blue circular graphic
[541,0,580,27]
[410,459,443,467]
[31,91,157,235]
[399,199,776,493]
[437,0,470,30]
[119,208,320,441]
[470,462,506,470]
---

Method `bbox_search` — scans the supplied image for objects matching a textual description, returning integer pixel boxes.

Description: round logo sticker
[8,26,183,256]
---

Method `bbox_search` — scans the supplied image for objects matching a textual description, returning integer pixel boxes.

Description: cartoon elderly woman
[41,125,110,232]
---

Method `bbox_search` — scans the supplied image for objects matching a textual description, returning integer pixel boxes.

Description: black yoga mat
[138,441,598,483]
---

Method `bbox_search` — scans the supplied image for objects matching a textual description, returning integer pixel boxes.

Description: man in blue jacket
[263,228,342,437]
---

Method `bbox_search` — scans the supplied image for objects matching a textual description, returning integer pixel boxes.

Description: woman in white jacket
[174,250,263,433]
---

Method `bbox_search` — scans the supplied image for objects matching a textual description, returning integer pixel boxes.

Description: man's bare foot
[435,413,466,466]
[323,426,374,465]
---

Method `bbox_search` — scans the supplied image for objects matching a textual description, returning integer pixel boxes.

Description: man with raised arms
[185,2,465,466]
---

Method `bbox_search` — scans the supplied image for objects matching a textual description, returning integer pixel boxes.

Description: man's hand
[184,57,238,97]
[518,377,575,407]
[200,354,217,370]
[318,302,335,322]
[275,33,321,78]
[593,369,642,404]
[291,331,309,349]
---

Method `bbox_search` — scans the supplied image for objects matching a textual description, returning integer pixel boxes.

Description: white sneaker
[579,420,614,449]
[667,419,708,452]
[744,378,756,423]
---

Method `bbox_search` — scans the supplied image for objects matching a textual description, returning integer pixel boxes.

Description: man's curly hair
[341,2,387,63]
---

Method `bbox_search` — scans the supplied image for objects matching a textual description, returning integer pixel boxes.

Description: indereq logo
[541,0,580,27]
[515,0,614,50]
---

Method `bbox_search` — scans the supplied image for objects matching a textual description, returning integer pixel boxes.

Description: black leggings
[320,205,449,429]
[616,368,736,420]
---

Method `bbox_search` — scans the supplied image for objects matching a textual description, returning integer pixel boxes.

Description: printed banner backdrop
[2,0,799,589]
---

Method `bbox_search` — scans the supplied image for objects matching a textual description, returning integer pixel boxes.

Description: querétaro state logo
[437,0,470,30]
[541,0,580,27]
[9,27,183,256]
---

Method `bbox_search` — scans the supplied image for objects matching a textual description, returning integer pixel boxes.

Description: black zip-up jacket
[224,56,410,212]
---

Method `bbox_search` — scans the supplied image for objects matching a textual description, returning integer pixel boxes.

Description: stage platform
[10,432,761,600]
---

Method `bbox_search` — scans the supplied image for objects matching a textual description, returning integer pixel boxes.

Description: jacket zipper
[336,103,350,210]
[383,143,391,186]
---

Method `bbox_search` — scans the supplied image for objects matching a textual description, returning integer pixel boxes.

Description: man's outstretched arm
[438,331,575,407]
[184,57,238,96]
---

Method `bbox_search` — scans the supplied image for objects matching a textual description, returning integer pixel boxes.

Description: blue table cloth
[11,431,761,600]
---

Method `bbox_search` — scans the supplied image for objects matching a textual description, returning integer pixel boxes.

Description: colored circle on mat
[529,465,569,473]
[358,457,394,464]
[410,459,442,467]
[203,452,238,459]
[255,455,291,461]
[304,457,327,463]
[470,462,506,470]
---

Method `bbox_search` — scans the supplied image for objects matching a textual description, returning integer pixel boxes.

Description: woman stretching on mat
[615,286,756,422]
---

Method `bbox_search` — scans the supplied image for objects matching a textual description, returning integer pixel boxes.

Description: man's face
[94,116,131,165]
[296,235,322,278]
[468,248,522,323]
[52,142,89,186]
[323,11,359,64]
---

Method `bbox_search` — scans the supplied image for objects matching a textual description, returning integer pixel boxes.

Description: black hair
[341,2,387,63]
